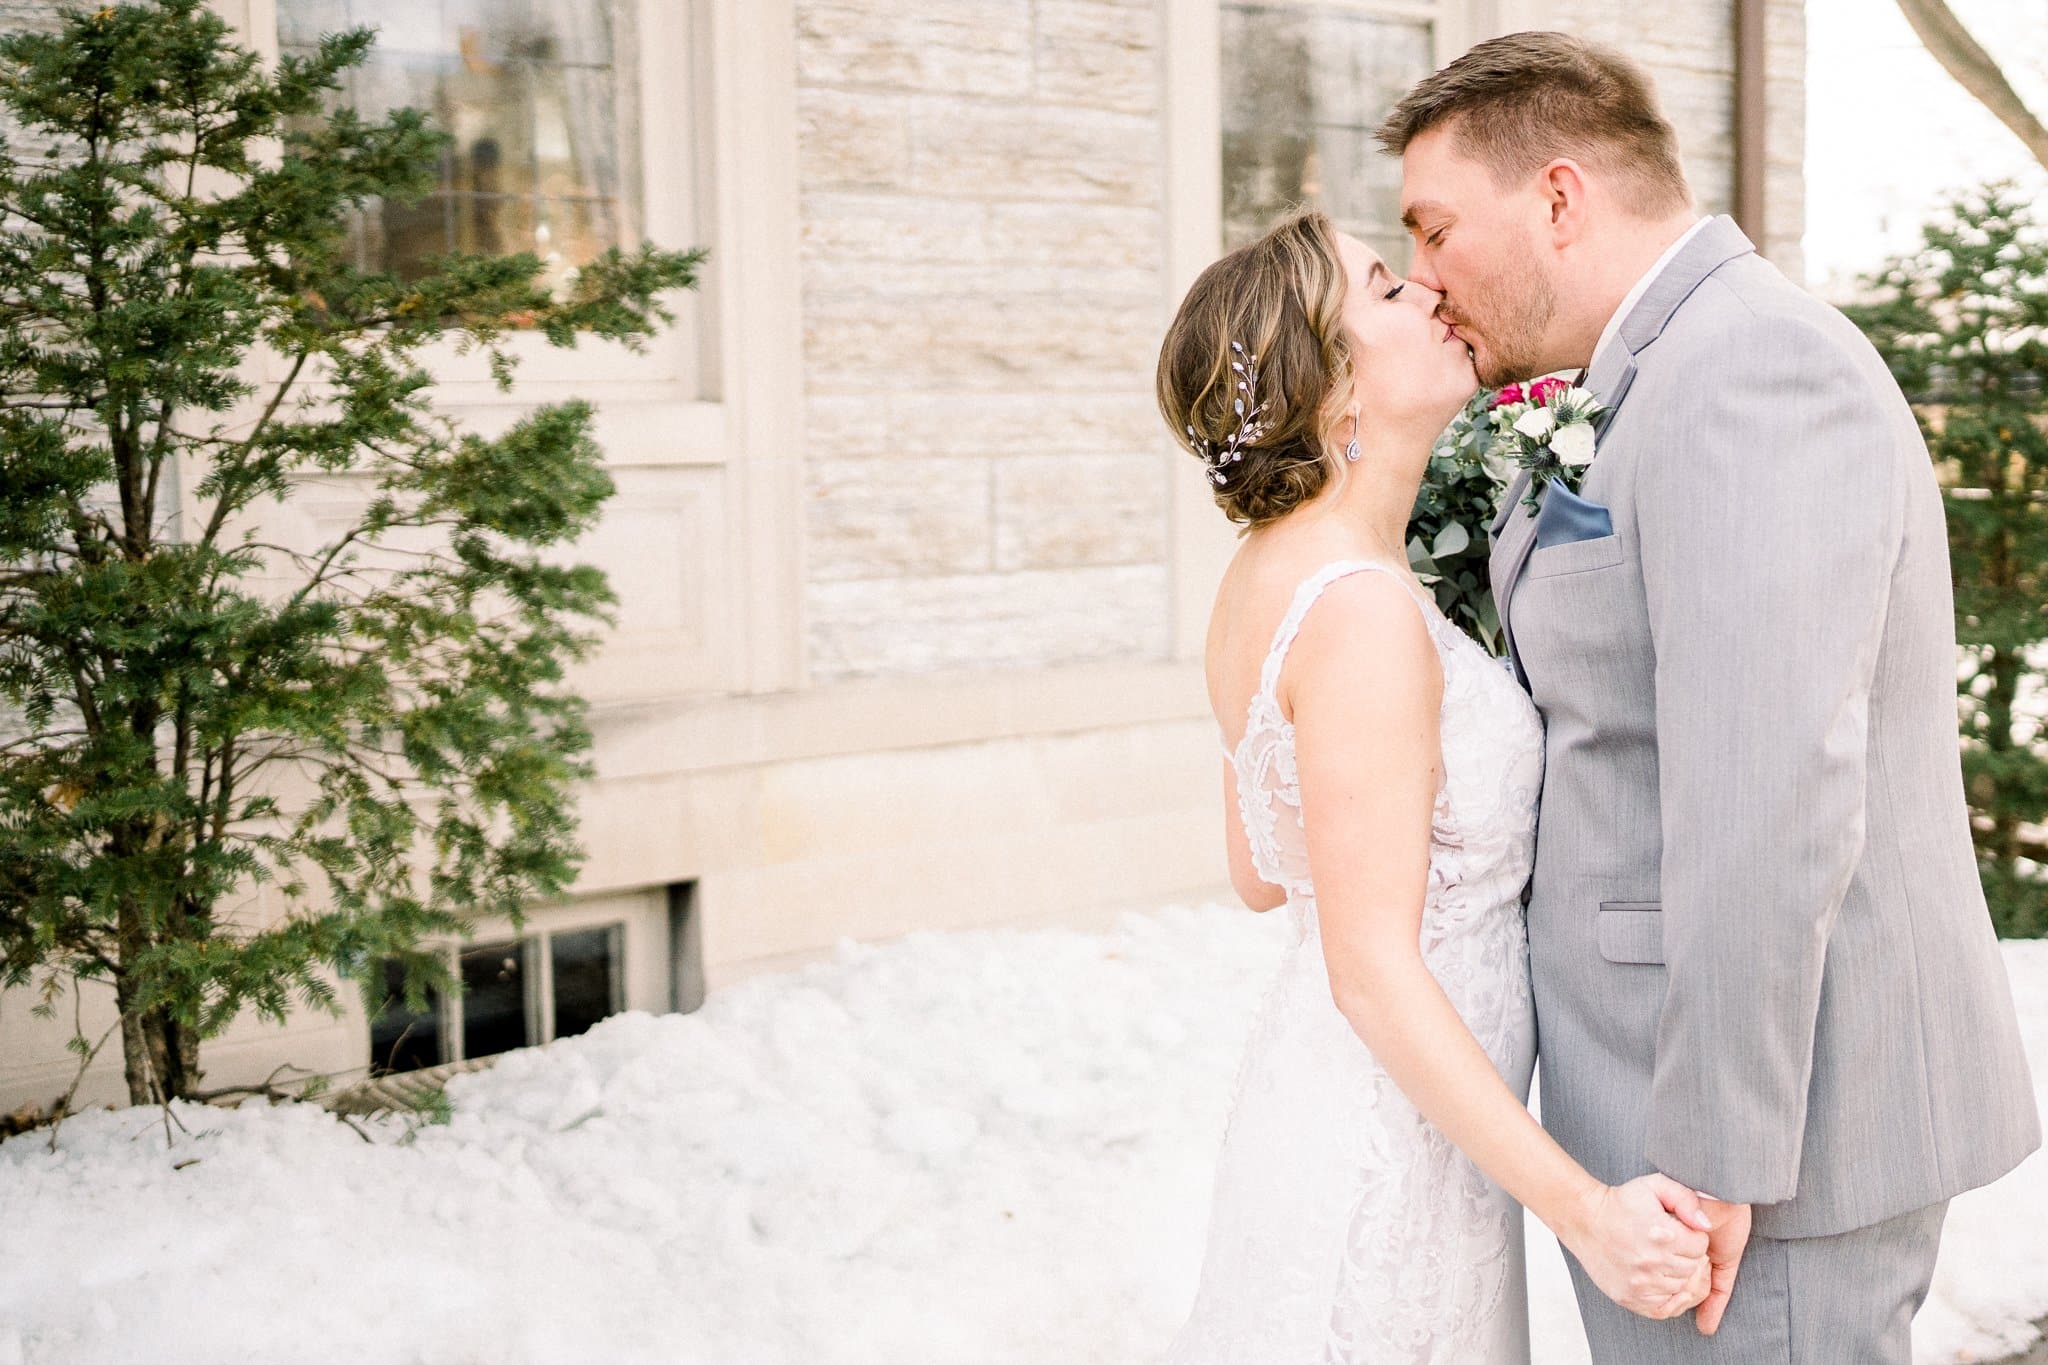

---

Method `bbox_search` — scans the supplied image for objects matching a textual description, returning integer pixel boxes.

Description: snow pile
[0,902,2042,1365]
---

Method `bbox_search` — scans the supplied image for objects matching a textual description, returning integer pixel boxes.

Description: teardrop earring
[1344,413,1362,462]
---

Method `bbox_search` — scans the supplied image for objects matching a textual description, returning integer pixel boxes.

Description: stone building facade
[0,0,1806,1109]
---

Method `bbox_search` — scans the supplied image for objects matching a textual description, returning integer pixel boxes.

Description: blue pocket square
[1532,477,1614,549]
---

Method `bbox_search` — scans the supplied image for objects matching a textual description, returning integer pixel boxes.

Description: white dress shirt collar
[1589,216,1709,377]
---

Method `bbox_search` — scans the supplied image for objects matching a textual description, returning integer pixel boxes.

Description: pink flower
[1529,376,1569,405]
[1491,382,1525,407]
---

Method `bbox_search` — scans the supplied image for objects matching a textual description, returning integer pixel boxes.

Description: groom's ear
[1538,159,1593,244]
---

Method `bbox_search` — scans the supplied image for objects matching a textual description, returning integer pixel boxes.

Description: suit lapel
[1589,215,1756,441]
[1489,469,1531,540]
[1585,347,1637,445]
[1490,477,1543,684]
[1616,215,1756,354]
[1490,216,1758,684]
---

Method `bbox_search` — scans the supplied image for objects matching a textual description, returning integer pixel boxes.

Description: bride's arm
[1286,573,1711,1321]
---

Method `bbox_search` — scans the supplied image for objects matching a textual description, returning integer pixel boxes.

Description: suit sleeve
[1634,312,1902,1205]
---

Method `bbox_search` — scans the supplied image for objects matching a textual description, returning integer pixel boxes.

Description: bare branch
[1895,0,2048,172]
[43,1013,121,1154]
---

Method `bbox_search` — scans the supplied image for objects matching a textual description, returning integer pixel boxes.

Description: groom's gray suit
[1489,215,2040,1362]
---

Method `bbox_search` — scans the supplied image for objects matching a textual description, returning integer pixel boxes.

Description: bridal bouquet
[1482,377,1607,514]
[1411,375,1607,655]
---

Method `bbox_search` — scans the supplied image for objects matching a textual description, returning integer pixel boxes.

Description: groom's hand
[1691,1196,1753,1335]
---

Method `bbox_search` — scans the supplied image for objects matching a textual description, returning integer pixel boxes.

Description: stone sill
[586,657,1211,781]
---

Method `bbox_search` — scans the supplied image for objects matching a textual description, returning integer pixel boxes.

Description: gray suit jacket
[1489,215,2040,1239]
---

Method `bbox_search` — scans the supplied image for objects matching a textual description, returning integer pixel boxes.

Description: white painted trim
[1164,0,1237,663]
[1463,0,1516,42]
[703,0,807,693]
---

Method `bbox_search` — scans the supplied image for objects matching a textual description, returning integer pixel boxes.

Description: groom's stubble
[1440,229,1563,389]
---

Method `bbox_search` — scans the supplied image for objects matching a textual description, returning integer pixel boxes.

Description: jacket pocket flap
[1597,903,1664,964]
[1522,532,1625,579]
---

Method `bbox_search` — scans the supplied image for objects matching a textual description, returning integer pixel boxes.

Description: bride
[1155,209,1714,1363]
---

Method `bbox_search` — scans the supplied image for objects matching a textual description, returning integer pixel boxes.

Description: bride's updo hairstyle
[1156,208,1355,530]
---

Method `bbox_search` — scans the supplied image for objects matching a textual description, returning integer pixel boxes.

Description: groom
[1378,32,2040,1363]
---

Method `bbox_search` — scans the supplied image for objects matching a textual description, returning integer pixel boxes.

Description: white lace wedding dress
[1166,558,1544,1365]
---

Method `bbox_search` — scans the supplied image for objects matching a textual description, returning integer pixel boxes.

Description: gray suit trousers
[1565,1200,1950,1365]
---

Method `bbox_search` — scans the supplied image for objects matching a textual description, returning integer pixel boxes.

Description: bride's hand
[1559,1174,1714,1320]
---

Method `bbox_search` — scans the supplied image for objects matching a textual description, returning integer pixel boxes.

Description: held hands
[1561,1174,1715,1320]
[1691,1196,1754,1336]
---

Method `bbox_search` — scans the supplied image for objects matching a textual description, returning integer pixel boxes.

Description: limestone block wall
[793,0,1177,681]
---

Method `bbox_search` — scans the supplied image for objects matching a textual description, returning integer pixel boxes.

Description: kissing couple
[1158,30,2040,1365]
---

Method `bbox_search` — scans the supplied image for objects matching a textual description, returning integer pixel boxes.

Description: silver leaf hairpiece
[1186,341,1269,486]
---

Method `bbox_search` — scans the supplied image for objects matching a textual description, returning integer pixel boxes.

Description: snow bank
[0,903,2041,1364]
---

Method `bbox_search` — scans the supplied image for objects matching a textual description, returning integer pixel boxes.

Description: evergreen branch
[0,727,87,752]
[199,349,310,550]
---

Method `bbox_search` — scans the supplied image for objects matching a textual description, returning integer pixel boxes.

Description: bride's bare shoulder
[1208,534,1420,668]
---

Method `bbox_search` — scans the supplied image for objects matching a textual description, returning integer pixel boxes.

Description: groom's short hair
[1375,31,1692,218]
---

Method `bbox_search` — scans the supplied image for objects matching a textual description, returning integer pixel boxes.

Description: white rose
[1512,407,1557,441]
[1551,421,1597,467]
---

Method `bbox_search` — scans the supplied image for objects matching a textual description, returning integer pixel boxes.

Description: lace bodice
[1224,559,1542,947]
[1169,558,1545,1365]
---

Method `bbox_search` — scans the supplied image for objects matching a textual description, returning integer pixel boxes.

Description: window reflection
[550,923,622,1041]
[366,921,629,1075]
[281,0,642,289]
[459,938,531,1061]
[1220,5,1432,263]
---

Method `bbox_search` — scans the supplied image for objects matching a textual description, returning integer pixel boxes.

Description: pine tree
[0,0,703,1102]
[1845,180,2048,939]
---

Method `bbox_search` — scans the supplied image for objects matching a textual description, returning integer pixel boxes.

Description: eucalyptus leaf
[1411,388,1509,656]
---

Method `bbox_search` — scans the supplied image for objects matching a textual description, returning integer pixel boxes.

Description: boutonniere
[1484,376,1607,514]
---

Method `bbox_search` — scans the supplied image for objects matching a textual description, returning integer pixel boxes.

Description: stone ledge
[587,656,1210,780]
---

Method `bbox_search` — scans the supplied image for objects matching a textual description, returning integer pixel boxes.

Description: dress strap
[1258,559,1437,696]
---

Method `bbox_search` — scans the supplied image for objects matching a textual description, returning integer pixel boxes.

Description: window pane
[552,924,623,1041]
[459,938,533,1061]
[368,955,443,1076]
[1221,5,1433,262]
[279,0,643,286]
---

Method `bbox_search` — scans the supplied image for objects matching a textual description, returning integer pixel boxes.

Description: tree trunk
[1894,0,2048,172]
[112,971,158,1106]
[150,1007,201,1101]
[115,991,205,1104]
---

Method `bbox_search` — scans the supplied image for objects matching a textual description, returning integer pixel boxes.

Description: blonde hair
[1156,209,1356,530]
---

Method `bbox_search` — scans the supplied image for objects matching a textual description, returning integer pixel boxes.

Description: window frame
[1215,0,1472,256]
[368,918,629,1074]
[251,0,714,420]
[226,0,808,697]
[1162,0,1478,661]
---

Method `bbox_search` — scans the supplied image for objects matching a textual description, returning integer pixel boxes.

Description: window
[1221,2,1460,261]
[278,0,645,293]
[368,921,626,1075]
